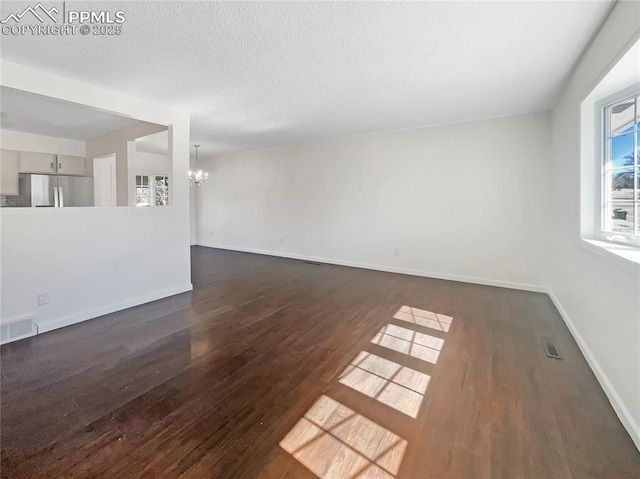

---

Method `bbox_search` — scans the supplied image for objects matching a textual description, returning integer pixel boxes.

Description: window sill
[581,239,640,270]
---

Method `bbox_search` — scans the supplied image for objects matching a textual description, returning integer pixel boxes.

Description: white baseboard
[196,242,548,293]
[547,289,640,451]
[35,283,193,335]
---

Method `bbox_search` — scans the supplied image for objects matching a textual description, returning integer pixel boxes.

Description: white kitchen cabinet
[57,155,87,176]
[0,149,19,195]
[18,152,88,176]
[19,151,56,174]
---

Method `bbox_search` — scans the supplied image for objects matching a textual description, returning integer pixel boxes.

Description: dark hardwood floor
[1,246,639,478]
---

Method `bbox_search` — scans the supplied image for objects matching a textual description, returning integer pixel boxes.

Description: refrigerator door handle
[53,187,59,207]
[58,187,64,207]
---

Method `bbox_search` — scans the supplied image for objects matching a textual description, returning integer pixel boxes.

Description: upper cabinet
[19,151,56,174]
[57,155,87,176]
[0,149,19,195]
[18,152,88,176]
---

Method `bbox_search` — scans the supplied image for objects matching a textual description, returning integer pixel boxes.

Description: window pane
[611,134,634,168]
[142,176,149,186]
[155,176,169,206]
[136,186,150,207]
[136,175,142,186]
[610,98,635,136]
[609,202,634,233]
[611,168,634,201]
[603,96,639,238]
[609,168,634,233]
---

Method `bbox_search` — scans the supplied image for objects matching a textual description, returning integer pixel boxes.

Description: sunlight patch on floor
[280,395,407,479]
[279,305,453,477]
[393,305,452,333]
[371,323,444,364]
[338,351,430,418]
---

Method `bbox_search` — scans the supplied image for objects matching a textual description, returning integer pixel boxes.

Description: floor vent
[1,316,36,344]
[542,336,562,359]
[304,261,322,266]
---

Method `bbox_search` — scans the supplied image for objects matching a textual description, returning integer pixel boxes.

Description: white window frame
[595,83,640,247]
[135,173,171,207]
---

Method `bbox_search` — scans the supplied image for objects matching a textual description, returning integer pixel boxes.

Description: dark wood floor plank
[1,246,638,478]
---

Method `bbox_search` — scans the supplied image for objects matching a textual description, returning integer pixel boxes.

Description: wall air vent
[1,316,36,344]
[542,336,562,359]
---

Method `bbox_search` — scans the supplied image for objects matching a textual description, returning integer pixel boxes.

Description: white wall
[549,1,640,449]
[132,151,171,175]
[0,129,86,157]
[197,111,551,291]
[0,61,192,333]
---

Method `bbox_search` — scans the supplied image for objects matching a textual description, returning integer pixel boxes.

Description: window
[136,174,170,207]
[155,175,169,206]
[135,175,150,207]
[601,91,640,244]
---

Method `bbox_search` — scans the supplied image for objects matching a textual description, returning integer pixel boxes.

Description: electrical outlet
[209,231,213,237]
[394,248,399,257]
[279,238,284,245]
[37,292,49,306]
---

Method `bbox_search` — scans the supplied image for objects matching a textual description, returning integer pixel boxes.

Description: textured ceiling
[0,87,141,140]
[0,1,614,156]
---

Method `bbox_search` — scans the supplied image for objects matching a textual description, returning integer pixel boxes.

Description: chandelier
[188,144,209,186]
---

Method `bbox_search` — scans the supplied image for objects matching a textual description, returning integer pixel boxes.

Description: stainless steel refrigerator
[18,174,94,207]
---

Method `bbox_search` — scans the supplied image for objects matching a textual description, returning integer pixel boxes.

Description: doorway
[93,154,117,207]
